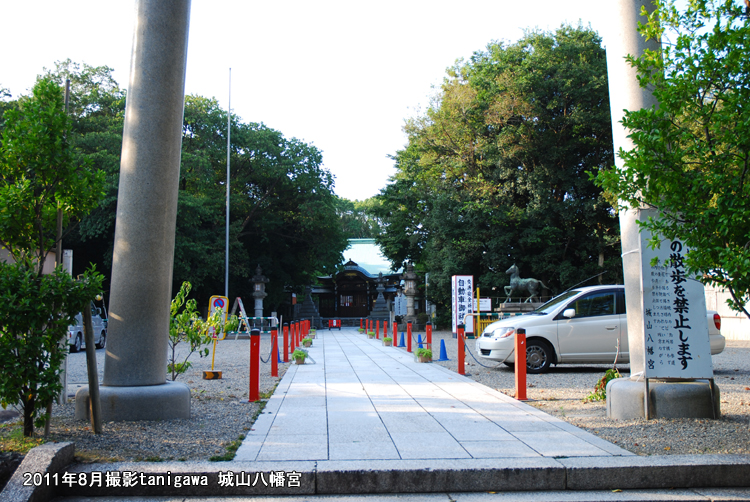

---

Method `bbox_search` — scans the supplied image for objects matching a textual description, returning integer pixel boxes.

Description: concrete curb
[0,442,75,502]
[42,454,750,498]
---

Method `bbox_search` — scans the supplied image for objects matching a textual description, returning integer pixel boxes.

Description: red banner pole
[515,328,527,400]
[283,323,289,363]
[249,329,260,402]
[426,322,432,350]
[457,324,465,375]
[407,321,412,353]
[271,327,278,377]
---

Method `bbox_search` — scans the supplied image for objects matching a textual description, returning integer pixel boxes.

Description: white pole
[225,68,231,298]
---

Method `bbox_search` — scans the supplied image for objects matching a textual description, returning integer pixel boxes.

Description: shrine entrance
[314,259,400,318]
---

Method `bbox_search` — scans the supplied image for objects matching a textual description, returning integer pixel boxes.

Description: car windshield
[532,290,580,315]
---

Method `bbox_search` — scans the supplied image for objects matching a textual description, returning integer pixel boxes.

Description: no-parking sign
[208,295,229,322]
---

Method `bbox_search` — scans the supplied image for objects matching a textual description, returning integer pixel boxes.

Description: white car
[476,285,726,373]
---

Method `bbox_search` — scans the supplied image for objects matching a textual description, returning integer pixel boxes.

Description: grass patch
[74,450,124,464]
[209,434,245,461]
[0,421,45,455]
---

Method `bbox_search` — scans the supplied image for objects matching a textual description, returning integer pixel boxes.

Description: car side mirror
[563,308,576,319]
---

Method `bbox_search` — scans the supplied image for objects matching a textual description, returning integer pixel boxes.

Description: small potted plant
[367,331,375,339]
[309,329,316,339]
[358,327,365,333]
[416,348,432,363]
[302,337,312,347]
[383,336,393,347]
[292,349,307,365]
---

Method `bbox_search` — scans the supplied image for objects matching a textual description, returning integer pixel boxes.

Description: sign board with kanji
[451,275,474,334]
[640,237,713,379]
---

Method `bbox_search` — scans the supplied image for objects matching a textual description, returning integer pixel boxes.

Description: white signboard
[394,295,407,316]
[451,275,474,334]
[641,239,713,379]
[473,298,492,312]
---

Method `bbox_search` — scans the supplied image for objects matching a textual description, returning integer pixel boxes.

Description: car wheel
[526,340,553,374]
[72,333,82,353]
[96,332,106,349]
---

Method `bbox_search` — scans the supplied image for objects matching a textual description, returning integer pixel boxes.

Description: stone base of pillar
[74,381,190,422]
[607,378,720,420]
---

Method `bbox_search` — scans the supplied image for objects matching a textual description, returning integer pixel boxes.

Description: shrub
[0,263,103,436]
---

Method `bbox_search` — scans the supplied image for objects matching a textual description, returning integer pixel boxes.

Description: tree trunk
[23,394,35,437]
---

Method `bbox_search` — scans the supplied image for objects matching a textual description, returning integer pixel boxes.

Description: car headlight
[483,326,515,339]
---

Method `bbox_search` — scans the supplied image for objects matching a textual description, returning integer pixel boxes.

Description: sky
[2,1,612,200]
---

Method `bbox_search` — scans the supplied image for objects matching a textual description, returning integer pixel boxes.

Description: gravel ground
[429,330,750,456]
[6,328,748,462]
[41,333,289,463]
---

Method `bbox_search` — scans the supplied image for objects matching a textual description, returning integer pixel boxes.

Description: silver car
[476,285,726,373]
[67,302,107,352]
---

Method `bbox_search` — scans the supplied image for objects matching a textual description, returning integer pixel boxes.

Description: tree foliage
[596,0,750,317]
[177,95,348,309]
[0,76,104,436]
[336,196,383,238]
[375,26,621,324]
[0,76,104,271]
[11,64,348,313]
[0,264,102,436]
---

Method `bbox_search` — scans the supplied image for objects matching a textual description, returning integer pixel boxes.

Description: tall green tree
[597,0,750,318]
[42,60,127,278]
[15,64,348,313]
[336,196,383,238]
[177,95,348,309]
[0,77,103,436]
[376,26,621,324]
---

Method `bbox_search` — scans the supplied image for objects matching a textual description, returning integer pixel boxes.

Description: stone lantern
[251,265,269,318]
[401,262,418,325]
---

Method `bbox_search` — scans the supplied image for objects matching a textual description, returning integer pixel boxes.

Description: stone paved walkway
[234,327,632,462]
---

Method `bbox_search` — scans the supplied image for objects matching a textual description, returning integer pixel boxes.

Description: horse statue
[504,264,548,303]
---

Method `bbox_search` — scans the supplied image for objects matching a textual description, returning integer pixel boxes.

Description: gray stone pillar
[606,0,661,378]
[606,0,719,419]
[76,0,192,421]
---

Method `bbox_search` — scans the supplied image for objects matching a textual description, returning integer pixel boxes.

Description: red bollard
[407,321,412,353]
[392,321,398,348]
[376,320,380,339]
[290,322,296,353]
[249,329,260,402]
[457,324,465,375]
[360,318,363,330]
[271,327,278,377]
[426,322,432,349]
[515,328,527,400]
[283,323,289,363]
[384,320,389,339]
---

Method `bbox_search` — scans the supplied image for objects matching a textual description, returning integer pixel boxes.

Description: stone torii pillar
[76,0,192,421]
[606,0,718,419]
